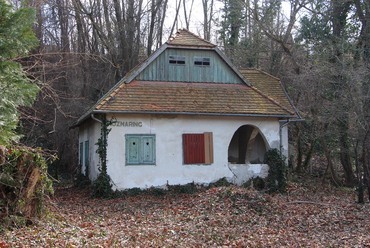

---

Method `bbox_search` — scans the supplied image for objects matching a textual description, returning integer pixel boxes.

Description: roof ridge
[255,68,280,81]
[167,29,216,47]
[239,68,280,81]
[249,85,295,115]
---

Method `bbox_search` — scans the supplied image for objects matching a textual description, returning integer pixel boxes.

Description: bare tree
[183,0,194,30]
[202,0,214,40]
[169,0,182,38]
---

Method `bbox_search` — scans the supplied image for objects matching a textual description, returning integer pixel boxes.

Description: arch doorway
[228,125,268,164]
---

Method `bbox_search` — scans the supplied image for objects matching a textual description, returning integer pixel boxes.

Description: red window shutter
[183,134,205,164]
[204,132,213,164]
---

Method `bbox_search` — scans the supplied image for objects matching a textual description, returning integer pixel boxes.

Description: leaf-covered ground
[2,178,370,247]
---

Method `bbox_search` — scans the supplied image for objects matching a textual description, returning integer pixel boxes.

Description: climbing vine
[93,116,114,198]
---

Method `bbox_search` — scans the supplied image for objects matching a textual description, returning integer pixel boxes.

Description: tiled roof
[240,69,296,115]
[167,29,216,48]
[75,31,299,126]
[96,81,295,117]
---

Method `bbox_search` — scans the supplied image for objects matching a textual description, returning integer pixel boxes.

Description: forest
[0,0,369,245]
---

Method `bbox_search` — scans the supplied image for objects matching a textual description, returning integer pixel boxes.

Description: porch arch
[228,125,268,164]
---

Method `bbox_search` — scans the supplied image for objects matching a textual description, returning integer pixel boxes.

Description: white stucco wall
[280,123,289,160]
[90,114,285,190]
[78,119,101,181]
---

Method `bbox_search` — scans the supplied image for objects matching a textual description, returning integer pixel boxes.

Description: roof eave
[166,44,216,49]
[92,109,297,119]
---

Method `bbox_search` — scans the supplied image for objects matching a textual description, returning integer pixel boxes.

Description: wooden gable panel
[136,49,243,84]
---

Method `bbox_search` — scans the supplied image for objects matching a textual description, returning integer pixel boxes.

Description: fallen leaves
[2,179,370,247]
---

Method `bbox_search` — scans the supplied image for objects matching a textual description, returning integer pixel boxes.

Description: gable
[136,48,244,84]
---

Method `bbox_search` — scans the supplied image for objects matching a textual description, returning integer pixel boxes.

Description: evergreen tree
[0,0,39,144]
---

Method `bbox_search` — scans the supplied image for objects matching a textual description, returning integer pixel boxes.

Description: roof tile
[96,81,295,116]
[167,29,216,48]
[240,69,296,114]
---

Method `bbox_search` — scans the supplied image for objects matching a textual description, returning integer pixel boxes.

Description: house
[75,29,299,189]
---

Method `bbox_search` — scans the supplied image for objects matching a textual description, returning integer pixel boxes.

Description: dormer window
[194,57,210,66]
[169,55,186,65]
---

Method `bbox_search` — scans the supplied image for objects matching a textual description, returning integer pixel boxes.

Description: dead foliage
[2,177,370,247]
[0,145,54,227]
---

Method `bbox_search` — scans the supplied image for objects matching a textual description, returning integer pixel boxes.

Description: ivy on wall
[92,116,114,198]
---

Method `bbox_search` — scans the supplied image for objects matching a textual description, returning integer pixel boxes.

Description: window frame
[79,142,83,166]
[169,55,186,65]
[125,134,156,166]
[84,140,89,168]
[79,140,89,175]
[194,57,211,66]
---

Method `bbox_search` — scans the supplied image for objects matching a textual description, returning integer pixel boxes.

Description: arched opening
[228,125,268,164]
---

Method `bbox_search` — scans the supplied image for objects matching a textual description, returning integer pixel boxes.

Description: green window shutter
[84,140,89,167]
[142,136,155,164]
[126,136,140,164]
[126,134,156,165]
[79,142,83,166]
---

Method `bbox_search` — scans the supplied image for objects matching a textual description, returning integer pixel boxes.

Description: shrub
[74,163,91,188]
[168,182,198,194]
[243,176,266,190]
[126,187,143,196]
[92,173,113,198]
[264,149,287,193]
[0,145,55,228]
[148,187,166,196]
[74,172,91,188]
[209,177,232,188]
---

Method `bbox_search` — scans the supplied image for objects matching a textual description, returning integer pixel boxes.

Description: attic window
[169,55,186,65]
[194,57,210,66]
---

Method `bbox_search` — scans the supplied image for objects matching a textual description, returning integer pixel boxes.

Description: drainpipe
[279,118,305,160]
[279,119,290,156]
[91,113,103,123]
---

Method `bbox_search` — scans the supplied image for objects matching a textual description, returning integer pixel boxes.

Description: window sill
[125,164,156,166]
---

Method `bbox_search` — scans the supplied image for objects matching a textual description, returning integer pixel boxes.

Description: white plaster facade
[79,114,288,190]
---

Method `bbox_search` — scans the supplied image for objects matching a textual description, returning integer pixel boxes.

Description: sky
[164,0,224,41]
[163,0,293,43]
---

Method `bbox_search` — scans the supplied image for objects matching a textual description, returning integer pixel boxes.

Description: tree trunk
[338,118,355,186]
[147,0,160,56]
[169,0,182,38]
[202,0,214,41]
[322,139,341,186]
[302,141,315,170]
[296,132,303,172]
[355,141,364,203]
[183,0,194,30]
[57,0,70,52]
[156,0,168,48]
